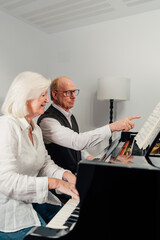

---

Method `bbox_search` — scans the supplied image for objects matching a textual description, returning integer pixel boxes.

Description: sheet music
[135,102,160,149]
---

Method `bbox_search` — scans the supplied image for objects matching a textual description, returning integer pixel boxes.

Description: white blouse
[0,115,67,232]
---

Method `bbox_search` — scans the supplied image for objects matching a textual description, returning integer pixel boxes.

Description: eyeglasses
[55,89,80,97]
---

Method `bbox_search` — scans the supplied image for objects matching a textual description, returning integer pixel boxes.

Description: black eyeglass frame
[55,89,80,97]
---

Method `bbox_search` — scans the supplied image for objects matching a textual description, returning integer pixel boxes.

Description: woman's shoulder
[0,115,17,123]
[0,115,20,129]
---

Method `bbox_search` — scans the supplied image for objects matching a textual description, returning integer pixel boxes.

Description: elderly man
[38,76,140,174]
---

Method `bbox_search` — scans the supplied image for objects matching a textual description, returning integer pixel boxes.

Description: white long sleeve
[0,115,66,232]
[40,117,111,151]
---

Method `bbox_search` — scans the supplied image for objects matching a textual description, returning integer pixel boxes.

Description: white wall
[1,8,160,155]
[0,10,49,109]
[48,9,160,154]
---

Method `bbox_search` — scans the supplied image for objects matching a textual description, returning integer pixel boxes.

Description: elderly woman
[0,71,79,240]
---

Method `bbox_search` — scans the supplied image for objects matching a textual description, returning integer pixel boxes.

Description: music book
[135,102,160,150]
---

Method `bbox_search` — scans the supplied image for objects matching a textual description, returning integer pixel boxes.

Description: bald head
[58,76,75,91]
[50,76,75,100]
[50,76,77,111]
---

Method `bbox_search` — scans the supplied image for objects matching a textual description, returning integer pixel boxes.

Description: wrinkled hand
[109,155,133,165]
[86,155,95,161]
[109,115,141,132]
[48,177,79,201]
[62,171,76,184]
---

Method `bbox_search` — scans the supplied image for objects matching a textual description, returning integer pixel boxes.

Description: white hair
[1,71,51,118]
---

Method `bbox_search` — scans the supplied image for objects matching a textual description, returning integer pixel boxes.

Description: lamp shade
[97,77,130,101]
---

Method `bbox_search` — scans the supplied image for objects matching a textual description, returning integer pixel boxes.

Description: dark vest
[37,105,81,174]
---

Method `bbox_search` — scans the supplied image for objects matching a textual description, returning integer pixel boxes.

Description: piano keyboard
[47,198,80,230]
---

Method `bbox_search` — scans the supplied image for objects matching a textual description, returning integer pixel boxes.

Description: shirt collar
[52,102,72,119]
[18,118,35,131]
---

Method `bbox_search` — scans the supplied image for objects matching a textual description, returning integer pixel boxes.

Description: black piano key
[71,209,79,215]
[63,217,75,226]
[64,221,73,228]
[63,209,79,229]
[70,213,79,218]
[68,215,78,221]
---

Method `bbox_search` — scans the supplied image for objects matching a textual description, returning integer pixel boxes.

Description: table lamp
[97,77,130,144]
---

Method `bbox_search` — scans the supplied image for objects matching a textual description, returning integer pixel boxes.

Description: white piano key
[47,198,79,229]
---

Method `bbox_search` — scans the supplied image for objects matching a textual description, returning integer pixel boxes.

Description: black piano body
[25,131,160,239]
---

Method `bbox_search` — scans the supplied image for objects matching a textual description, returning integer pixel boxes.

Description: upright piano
[25,103,160,240]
